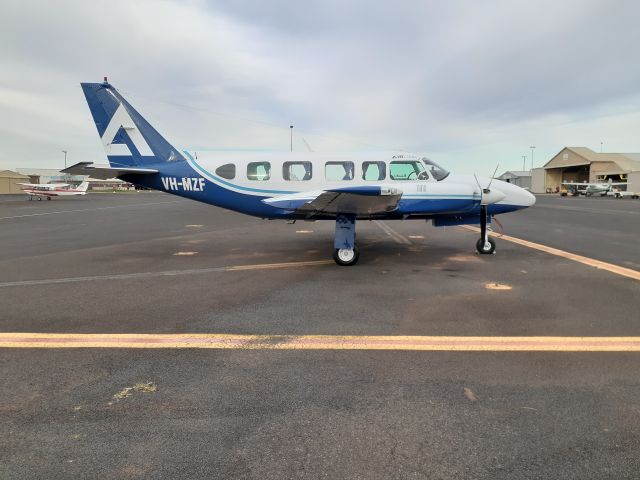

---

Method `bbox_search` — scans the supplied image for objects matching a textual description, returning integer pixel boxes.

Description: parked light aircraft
[63,79,535,266]
[561,181,626,197]
[19,182,89,200]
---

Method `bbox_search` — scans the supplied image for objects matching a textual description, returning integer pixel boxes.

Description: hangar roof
[497,171,531,179]
[544,147,640,172]
[0,170,29,179]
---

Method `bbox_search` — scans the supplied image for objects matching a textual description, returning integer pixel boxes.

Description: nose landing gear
[476,204,496,254]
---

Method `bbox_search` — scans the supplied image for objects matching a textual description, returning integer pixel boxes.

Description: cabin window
[215,163,236,180]
[390,160,427,180]
[362,161,386,181]
[247,162,271,181]
[283,161,312,181]
[325,161,354,181]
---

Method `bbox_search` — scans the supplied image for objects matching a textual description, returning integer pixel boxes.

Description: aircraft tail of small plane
[80,79,184,169]
[77,181,89,192]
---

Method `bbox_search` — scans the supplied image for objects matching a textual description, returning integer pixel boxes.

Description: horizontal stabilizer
[61,162,158,180]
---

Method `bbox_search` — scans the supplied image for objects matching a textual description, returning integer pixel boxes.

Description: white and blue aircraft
[64,79,535,266]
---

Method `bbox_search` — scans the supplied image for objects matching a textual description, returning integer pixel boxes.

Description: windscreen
[422,158,449,181]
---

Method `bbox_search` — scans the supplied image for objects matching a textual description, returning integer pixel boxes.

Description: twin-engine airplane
[63,79,535,266]
[19,181,89,200]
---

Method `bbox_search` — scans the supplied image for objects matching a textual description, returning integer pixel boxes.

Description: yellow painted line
[0,260,334,288]
[461,226,640,281]
[2,333,640,351]
[225,260,332,271]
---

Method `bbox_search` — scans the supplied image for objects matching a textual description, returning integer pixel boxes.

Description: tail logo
[101,104,154,157]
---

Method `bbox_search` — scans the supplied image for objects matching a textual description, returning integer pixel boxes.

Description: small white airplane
[63,79,535,266]
[19,181,89,200]
[562,181,626,196]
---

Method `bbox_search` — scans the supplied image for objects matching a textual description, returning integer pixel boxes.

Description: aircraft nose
[524,189,536,206]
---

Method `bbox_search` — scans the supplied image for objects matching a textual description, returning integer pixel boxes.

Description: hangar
[496,170,531,189]
[532,147,640,193]
[0,170,30,194]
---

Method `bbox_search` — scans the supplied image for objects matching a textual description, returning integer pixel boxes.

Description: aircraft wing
[262,186,402,215]
[61,162,158,180]
[18,183,70,189]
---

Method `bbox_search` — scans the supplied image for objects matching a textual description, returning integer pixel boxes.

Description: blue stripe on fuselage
[122,156,525,219]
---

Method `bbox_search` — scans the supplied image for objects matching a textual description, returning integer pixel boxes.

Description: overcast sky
[1,0,639,174]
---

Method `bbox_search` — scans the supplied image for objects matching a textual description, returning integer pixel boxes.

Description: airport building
[496,171,531,189]
[0,170,30,194]
[531,147,640,193]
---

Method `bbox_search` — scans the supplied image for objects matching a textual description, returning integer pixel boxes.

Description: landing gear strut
[333,214,359,266]
[476,204,496,254]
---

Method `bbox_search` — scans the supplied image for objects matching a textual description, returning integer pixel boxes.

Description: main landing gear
[333,214,359,266]
[476,204,496,254]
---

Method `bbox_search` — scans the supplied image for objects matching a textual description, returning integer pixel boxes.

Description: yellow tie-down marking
[461,226,640,281]
[2,333,640,351]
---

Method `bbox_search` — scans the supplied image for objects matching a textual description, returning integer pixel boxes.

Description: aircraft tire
[476,237,496,255]
[333,244,360,266]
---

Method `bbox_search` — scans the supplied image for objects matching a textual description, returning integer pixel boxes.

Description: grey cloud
[0,0,638,172]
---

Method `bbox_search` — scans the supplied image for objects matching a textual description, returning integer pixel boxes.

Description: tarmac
[1,192,639,479]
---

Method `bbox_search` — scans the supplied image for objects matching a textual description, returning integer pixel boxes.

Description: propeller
[474,164,506,205]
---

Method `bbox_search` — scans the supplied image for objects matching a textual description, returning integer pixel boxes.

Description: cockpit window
[390,160,428,181]
[422,158,449,181]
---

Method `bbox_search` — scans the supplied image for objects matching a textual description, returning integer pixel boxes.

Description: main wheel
[476,237,496,255]
[333,244,360,266]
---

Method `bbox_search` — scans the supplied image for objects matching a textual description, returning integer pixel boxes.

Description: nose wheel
[476,204,496,255]
[476,237,496,254]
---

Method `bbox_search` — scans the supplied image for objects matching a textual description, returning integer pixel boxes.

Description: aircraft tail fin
[80,79,185,168]
[77,181,90,192]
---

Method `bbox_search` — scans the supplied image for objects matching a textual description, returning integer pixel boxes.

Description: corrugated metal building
[0,170,30,194]
[496,171,532,189]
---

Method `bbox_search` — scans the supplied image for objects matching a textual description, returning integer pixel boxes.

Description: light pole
[600,141,603,153]
[290,126,293,152]
[522,155,527,172]
[529,146,536,171]
[62,150,68,183]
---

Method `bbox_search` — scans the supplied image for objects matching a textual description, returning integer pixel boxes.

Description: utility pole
[600,141,603,153]
[529,146,536,171]
[290,126,293,152]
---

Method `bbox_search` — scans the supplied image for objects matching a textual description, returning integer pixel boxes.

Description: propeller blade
[486,163,500,190]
